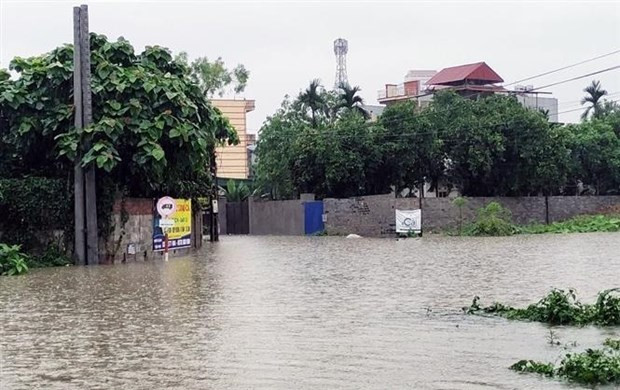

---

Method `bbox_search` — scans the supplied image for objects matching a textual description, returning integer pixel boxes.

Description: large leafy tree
[0,33,237,199]
[581,80,608,120]
[379,101,444,195]
[256,92,384,199]
[175,51,249,98]
[434,92,570,196]
[568,120,620,195]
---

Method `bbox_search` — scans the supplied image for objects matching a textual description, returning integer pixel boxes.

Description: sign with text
[395,209,422,233]
[153,198,192,251]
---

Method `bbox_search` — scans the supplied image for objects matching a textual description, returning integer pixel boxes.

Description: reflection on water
[1,233,619,389]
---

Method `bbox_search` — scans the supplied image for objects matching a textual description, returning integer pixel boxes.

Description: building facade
[211,99,255,179]
[377,62,559,122]
[377,69,437,106]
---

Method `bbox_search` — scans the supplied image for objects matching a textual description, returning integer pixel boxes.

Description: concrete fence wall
[548,196,620,222]
[321,194,620,237]
[248,198,305,235]
[323,194,421,237]
[104,198,200,264]
[421,196,547,232]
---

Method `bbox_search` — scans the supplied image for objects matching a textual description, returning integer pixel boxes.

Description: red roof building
[427,62,504,86]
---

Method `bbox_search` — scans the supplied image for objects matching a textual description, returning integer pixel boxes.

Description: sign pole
[164,233,169,262]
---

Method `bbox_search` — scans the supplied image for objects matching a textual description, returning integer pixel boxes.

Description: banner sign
[395,209,422,233]
[153,198,192,251]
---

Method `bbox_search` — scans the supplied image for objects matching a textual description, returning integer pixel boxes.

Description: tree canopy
[175,51,249,98]
[256,82,620,199]
[0,33,237,199]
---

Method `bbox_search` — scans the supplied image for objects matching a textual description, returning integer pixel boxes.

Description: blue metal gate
[304,201,324,235]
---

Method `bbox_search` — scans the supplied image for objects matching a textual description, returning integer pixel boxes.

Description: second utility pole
[73,4,98,265]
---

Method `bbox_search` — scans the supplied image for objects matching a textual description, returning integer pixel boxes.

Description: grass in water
[521,214,620,234]
[510,338,620,386]
[465,288,620,326]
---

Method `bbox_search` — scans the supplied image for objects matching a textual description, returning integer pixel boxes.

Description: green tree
[299,79,325,127]
[175,51,249,97]
[254,96,303,199]
[336,84,369,119]
[434,92,570,196]
[0,34,237,236]
[223,179,250,202]
[581,80,608,120]
[379,101,444,195]
[568,120,620,195]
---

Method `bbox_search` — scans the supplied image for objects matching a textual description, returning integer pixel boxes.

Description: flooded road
[1,233,619,389]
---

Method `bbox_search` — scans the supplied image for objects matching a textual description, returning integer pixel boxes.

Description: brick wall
[421,197,547,232]
[548,196,620,222]
[103,198,200,264]
[323,194,620,237]
[324,194,420,237]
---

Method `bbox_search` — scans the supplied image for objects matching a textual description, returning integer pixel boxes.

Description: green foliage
[511,339,620,386]
[522,214,620,234]
[581,80,608,120]
[510,360,555,377]
[567,119,620,195]
[175,52,249,97]
[256,92,384,199]
[0,243,29,276]
[224,179,251,202]
[604,338,620,350]
[336,84,369,119]
[466,288,620,326]
[257,85,592,199]
[27,245,72,268]
[0,34,236,200]
[462,202,517,236]
[0,177,73,250]
[0,34,235,254]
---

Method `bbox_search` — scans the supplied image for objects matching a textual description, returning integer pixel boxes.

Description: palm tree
[336,84,370,119]
[581,80,607,120]
[299,79,325,127]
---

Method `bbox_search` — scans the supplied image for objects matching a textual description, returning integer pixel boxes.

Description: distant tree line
[255,80,620,199]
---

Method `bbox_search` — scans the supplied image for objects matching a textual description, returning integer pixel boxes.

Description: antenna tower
[333,38,349,89]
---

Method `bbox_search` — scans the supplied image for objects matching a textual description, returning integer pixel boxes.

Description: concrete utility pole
[73,7,85,266]
[73,4,98,265]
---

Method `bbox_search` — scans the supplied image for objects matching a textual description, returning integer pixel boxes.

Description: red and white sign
[156,196,176,218]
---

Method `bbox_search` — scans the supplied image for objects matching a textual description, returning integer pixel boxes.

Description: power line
[505,49,620,87]
[530,65,620,91]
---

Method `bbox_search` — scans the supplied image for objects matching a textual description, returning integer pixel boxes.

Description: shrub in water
[463,202,516,236]
[511,339,620,386]
[0,243,29,276]
[27,245,72,268]
[466,288,620,326]
[522,214,620,234]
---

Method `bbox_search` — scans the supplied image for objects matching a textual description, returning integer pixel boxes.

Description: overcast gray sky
[2,0,619,132]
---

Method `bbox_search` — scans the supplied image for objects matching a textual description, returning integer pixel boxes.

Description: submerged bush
[511,339,620,386]
[466,288,620,326]
[522,214,620,234]
[27,245,72,268]
[462,202,517,236]
[0,243,29,276]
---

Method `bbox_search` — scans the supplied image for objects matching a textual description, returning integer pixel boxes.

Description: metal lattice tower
[333,38,349,89]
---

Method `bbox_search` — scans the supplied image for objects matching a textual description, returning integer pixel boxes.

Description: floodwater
[1,234,619,390]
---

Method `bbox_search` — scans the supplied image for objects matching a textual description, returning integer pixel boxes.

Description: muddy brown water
[1,233,619,389]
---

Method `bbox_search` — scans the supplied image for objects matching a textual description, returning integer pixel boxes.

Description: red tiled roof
[427,62,504,86]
